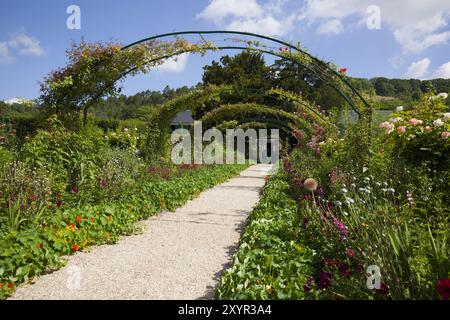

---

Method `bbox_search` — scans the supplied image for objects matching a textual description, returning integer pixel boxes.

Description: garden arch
[81,30,372,125]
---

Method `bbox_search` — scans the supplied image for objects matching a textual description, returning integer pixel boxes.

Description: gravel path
[10,164,271,300]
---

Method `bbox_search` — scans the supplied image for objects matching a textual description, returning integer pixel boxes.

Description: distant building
[170,110,194,131]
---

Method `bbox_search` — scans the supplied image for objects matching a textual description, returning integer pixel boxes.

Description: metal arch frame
[230,117,296,134]
[84,46,357,124]
[120,30,371,115]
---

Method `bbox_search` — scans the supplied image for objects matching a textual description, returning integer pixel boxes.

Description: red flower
[339,68,347,73]
[436,277,450,300]
[100,179,108,188]
[346,248,356,258]
[56,199,63,207]
[0,283,3,289]
[7,283,13,289]
[376,283,390,296]
[90,217,95,223]
[37,243,43,249]
[3,203,9,209]
[76,216,83,223]
[72,187,80,194]
[72,244,79,252]
[340,268,352,278]
[355,265,364,273]
[47,205,54,209]
[318,272,332,289]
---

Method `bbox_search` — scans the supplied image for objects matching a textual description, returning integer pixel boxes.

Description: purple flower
[303,276,314,293]
[317,186,325,199]
[303,217,309,229]
[72,187,79,194]
[333,217,348,237]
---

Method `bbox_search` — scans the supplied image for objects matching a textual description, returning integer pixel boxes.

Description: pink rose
[397,126,407,134]
[408,118,423,126]
[442,131,450,140]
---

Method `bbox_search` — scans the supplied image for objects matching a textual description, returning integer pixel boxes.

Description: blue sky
[1,0,450,101]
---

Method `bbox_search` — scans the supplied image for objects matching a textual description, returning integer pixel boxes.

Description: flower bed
[0,164,247,299]
[217,173,315,299]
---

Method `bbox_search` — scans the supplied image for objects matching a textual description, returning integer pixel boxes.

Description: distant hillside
[350,78,450,109]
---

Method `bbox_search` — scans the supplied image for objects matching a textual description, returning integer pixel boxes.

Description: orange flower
[0,283,3,289]
[107,215,113,221]
[7,283,13,289]
[76,216,83,223]
[90,217,95,223]
[37,243,43,249]
[72,244,79,252]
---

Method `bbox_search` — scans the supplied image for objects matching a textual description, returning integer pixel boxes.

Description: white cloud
[155,53,189,73]
[197,0,294,36]
[8,32,44,56]
[0,31,44,64]
[0,42,13,64]
[404,58,431,79]
[433,61,450,79]
[317,19,344,35]
[197,0,263,24]
[4,98,23,105]
[298,0,450,53]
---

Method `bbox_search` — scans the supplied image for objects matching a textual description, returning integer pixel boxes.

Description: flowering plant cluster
[105,127,139,155]
[379,93,450,170]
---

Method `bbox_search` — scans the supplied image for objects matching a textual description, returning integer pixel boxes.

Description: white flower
[433,119,444,127]
[341,188,348,194]
[437,93,448,100]
[396,106,404,112]
[443,113,450,121]
[389,117,403,123]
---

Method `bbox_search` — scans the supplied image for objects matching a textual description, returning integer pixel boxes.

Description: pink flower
[436,277,450,300]
[408,118,423,126]
[339,68,347,73]
[346,248,356,258]
[441,131,450,140]
[304,178,318,192]
[397,126,406,134]
[379,122,394,134]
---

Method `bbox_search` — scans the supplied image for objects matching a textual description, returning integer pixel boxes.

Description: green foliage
[39,39,214,128]
[217,174,314,300]
[19,116,108,196]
